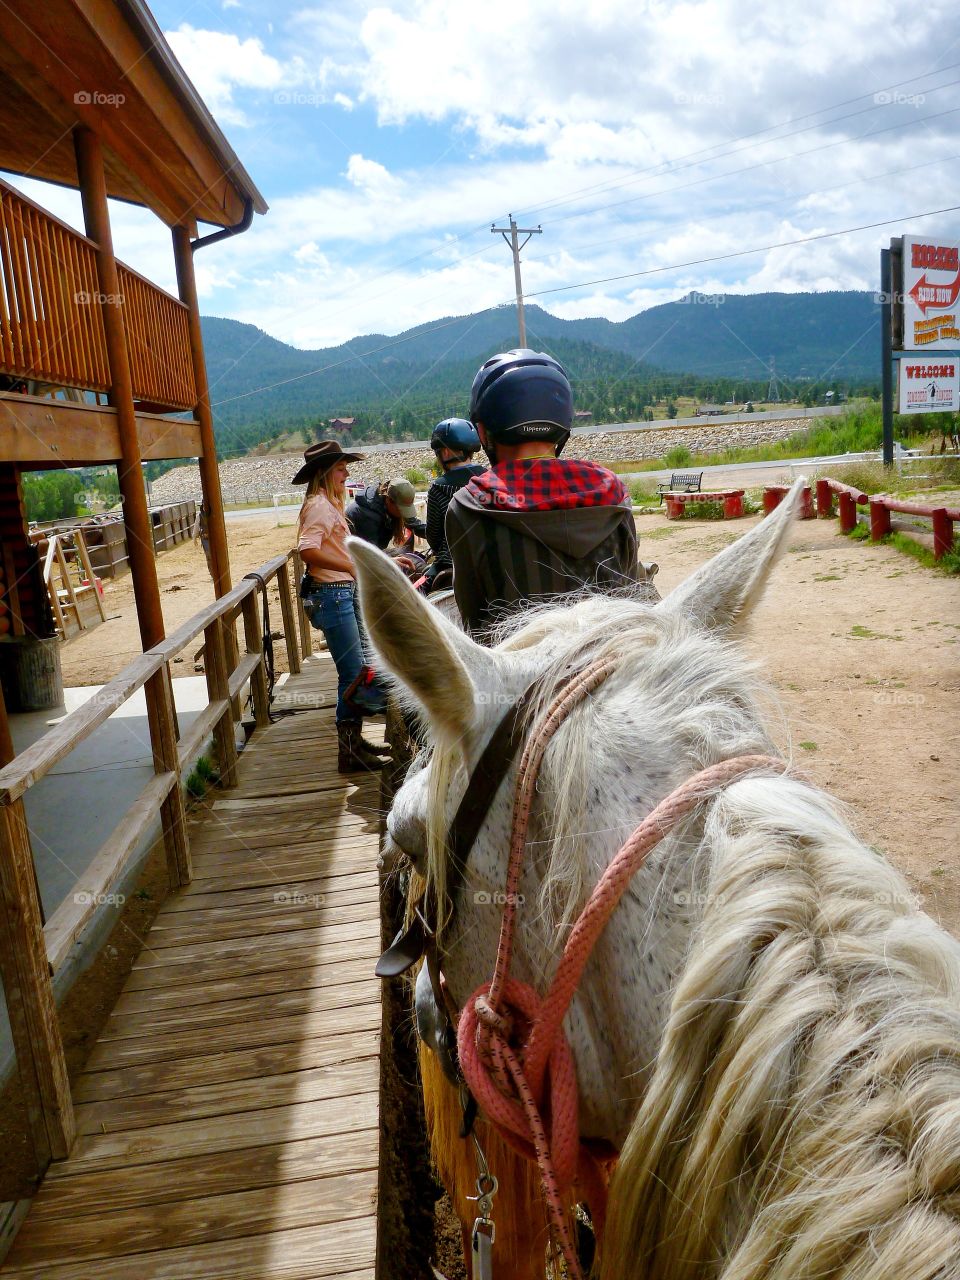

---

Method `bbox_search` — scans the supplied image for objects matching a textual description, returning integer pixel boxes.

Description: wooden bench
[664,490,745,520]
[657,471,703,503]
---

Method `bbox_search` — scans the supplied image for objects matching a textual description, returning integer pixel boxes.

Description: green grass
[194,754,216,781]
[799,741,818,752]
[185,770,206,799]
[404,467,429,486]
[605,403,960,479]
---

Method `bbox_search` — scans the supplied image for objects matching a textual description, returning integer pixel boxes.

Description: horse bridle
[376,673,545,1084]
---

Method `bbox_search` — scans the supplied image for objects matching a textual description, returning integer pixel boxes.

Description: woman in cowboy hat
[294,441,391,773]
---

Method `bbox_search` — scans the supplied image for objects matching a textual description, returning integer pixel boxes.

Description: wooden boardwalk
[2,654,384,1279]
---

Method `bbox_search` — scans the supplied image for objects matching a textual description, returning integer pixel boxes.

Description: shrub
[629,478,660,505]
[405,467,429,486]
[185,769,206,799]
[194,754,215,781]
[663,444,692,468]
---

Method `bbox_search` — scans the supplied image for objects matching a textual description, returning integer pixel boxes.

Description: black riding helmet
[468,349,573,455]
[430,417,481,457]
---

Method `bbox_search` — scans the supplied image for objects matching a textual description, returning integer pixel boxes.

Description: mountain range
[200,291,880,453]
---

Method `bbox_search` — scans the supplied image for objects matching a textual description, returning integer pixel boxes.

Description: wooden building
[0,0,266,741]
[0,0,267,1180]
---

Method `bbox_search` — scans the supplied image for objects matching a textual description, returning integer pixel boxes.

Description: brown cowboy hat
[291,439,365,484]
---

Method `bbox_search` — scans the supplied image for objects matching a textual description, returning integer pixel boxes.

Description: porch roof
[0,0,267,230]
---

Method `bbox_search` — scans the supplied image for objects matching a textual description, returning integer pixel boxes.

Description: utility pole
[491,216,541,346]
[766,355,781,403]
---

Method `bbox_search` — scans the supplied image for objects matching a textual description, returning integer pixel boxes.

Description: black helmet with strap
[468,349,573,455]
[430,417,481,458]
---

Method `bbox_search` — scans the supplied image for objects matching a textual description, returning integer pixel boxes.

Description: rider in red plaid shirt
[446,351,639,638]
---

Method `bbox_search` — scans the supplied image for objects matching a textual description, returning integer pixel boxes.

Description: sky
[8,0,960,352]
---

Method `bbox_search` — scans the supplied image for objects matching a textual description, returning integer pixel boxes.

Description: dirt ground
[61,505,960,933]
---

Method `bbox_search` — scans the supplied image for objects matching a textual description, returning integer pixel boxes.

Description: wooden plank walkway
[2,654,385,1279]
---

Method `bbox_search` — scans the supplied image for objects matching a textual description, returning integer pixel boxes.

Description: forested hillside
[202,291,880,454]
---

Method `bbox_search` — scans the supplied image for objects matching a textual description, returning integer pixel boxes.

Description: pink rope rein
[456,655,786,1279]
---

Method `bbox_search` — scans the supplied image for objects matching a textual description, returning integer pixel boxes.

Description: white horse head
[350,487,960,1277]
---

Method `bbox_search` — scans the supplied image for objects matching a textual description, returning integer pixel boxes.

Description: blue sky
[9,0,960,350]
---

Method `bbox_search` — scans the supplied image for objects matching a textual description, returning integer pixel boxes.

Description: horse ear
[658,478,805,630]
[347,538,492,741]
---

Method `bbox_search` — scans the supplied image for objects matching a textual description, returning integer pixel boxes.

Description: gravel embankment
[149,417,806,505]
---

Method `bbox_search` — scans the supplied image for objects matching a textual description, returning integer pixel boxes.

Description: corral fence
[815,477,958,560]
[0,548,314,1179]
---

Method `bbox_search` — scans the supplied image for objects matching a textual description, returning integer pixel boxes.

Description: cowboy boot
[359,732,393,758]
[337,722,387,774]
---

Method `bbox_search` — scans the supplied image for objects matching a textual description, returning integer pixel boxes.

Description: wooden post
[292,550,313,659]
[815,478,833,518]
[74,128,190,886]
[74,128,164,653]
[932,509,952,560]
[870,499,891,542]
[0,683,13,768]
[241,590,270,729]
[0,799,75,1172]
[276,558,301,677]
[838,491,857,534]
[171,225,232,601]
[203,616,238,788]
[145,666,191,887]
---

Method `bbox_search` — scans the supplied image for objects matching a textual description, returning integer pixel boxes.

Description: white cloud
[344,153,400,197]
[165,25,298,125]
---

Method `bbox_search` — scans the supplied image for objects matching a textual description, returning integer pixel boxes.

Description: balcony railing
[0,178,197,412]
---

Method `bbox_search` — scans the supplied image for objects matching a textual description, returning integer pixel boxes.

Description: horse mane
[604,771,960,1279]
[421,587,960,1275]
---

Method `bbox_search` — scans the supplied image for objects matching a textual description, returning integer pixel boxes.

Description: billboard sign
[897,356,959,413]
[902,235,960,351]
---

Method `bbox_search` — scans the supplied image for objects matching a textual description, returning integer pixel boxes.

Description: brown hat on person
[291,440,364,485]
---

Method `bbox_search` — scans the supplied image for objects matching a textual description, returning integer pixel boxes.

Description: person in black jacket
[421,418,485,591]
[446,350,640,638]
[345,478,427,554]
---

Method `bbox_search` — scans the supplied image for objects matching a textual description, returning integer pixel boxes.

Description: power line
[213,201,960,408]
[524,203,960,299]
[544,98,960,228]
[516,64,960,220]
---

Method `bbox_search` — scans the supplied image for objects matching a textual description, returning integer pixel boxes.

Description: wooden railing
[0,178,196,412]
[0,549,312,1175]
[117,262,196,410]
[0,180,109,394]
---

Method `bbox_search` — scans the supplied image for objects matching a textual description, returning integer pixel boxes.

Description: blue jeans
[302,582,387,724]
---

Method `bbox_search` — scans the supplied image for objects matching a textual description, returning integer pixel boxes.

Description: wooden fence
[0,178,196,412]
[0,549,312,1176]
[816,477,958,559]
